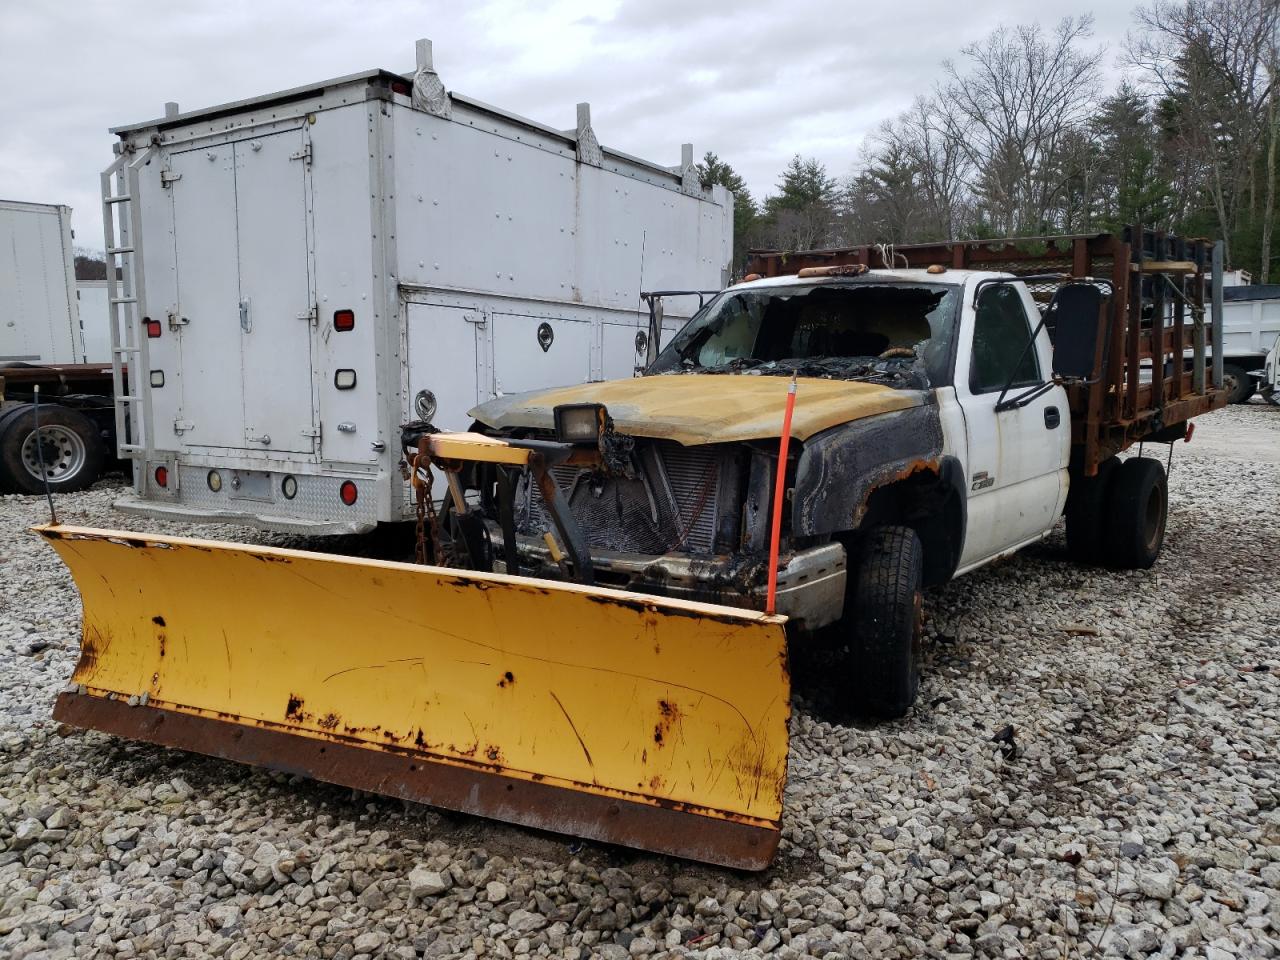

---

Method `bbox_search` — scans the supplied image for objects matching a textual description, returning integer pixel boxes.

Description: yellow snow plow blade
[37,525,790,869]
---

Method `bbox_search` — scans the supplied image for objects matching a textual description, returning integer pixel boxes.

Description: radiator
[520,441,728,555]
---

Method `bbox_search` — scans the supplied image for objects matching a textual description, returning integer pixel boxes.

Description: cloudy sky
[1,0,1142,253]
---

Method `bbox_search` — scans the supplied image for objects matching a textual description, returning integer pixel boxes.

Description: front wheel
[842,525,924,719]
[0,405,106,495]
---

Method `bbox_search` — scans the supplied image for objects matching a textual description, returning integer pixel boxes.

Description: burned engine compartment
[516,439,743,557]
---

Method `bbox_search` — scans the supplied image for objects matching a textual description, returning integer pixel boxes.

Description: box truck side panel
[392,109,578,303]
[491,311,594,396]
[311,105,380,467]
[405,302,482,434]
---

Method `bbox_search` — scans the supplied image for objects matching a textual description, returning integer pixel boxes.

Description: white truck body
[106,41,732,534]
[75,280,111,363]
[0,200,84,365]
[1220,285,1280,363]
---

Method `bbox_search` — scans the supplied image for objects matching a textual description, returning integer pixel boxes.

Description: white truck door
[235,130,316,454]
[170,144,245,449]
[406,303,482,432]
[956,282,1069,566]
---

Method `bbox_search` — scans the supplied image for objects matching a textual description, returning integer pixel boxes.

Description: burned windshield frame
[647,279,963,386]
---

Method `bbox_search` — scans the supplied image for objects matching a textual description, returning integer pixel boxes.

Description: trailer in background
[0,200,118,493]
[105,38,733,535]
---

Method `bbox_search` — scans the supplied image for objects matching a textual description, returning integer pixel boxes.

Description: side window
[970,285,1040,393]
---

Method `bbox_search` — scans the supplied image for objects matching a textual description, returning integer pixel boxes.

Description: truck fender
[793,406,965,585]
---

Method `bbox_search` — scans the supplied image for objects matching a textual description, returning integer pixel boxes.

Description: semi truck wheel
[0,405,106,495]
[1104,457,1168,569]
[845,525,924,719]
[1222,364,1256,404]
[1064,456,1119,565]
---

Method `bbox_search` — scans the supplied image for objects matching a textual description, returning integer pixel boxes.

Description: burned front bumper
[494,532,847,630]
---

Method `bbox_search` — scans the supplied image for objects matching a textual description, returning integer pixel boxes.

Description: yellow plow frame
[38,524,790,869]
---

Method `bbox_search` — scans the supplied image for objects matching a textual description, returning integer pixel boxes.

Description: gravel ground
[1,403,1277,960]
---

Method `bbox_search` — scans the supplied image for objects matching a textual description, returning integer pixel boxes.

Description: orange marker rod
[766,376,798,615]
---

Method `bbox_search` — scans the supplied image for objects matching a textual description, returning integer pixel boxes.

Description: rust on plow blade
[37,525,791,870]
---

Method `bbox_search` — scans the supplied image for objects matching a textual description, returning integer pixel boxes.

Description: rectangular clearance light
[334,309,355,332]
[150,371,165,388]
[334,369,357,390]
[144,318,162,338]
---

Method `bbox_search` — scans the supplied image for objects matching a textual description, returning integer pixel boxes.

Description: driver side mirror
[1048,283,1109,381]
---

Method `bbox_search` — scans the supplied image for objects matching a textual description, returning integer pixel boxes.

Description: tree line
[700,1,1280,281]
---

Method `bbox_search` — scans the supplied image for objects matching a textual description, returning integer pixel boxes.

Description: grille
[520,441,727,555]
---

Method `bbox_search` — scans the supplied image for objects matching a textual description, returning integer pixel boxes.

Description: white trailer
[0,200,83,364]
[105,39,732,535]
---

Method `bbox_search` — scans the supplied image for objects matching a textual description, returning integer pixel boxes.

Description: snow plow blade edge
[37,525,790,870]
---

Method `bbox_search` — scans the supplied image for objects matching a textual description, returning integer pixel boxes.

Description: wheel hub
[20,425,87,483]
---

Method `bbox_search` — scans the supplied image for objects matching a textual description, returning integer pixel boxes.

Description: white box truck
[1,200,120,494]
[1219,284,1280,402]
[104,39,732,535]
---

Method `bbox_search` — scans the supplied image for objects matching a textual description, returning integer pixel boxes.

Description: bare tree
[942,16,1104,234]
[1127,0,1280,269]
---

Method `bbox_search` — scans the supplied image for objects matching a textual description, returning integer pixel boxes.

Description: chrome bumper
[498,535,847,630]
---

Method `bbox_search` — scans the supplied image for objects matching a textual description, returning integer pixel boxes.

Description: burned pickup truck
[405,229,1228,719]
[39,228,1229,872]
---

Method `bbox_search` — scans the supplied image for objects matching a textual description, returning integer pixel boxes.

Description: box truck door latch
[167,310,188,331]
[246,432,272,445]
[290,143,312,165]
[297,306,318,326]
[160,170,182,187]
[173,419,194,434]
[239,300,252,334]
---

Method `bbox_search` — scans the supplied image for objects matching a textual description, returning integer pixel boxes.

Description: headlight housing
[553,403,607,445]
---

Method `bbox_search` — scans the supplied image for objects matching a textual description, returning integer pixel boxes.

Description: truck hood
[469,375,925,446]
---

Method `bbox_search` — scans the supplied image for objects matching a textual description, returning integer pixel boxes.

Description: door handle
[1044,406,1061,429]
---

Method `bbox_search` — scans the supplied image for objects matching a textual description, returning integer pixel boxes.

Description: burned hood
[469,374,925,446]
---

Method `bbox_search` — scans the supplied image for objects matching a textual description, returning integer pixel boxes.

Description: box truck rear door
[235,130,316,455]
[170,145,246,449]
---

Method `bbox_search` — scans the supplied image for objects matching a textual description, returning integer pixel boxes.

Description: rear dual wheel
[1065,456,1167,570]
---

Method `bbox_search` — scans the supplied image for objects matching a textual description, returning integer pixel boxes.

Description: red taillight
[339,480,358,506]
[145,318,162,338]
[154,466,168,488]
[334,309,355,332]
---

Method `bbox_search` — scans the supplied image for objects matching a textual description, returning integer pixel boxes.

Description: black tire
[1104,457,1168,570]
[0,406,30,494]
[0,405,106,495]
[844,525,924,719]
[1064,456,1119,565]
[1223,364,1256,404]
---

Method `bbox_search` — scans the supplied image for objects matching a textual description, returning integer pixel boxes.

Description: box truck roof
[111,67,686,186]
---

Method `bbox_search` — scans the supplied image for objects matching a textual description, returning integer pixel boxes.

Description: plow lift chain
[401,422,599,585]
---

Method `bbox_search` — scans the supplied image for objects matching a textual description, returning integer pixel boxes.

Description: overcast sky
[1,0,1142,253]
